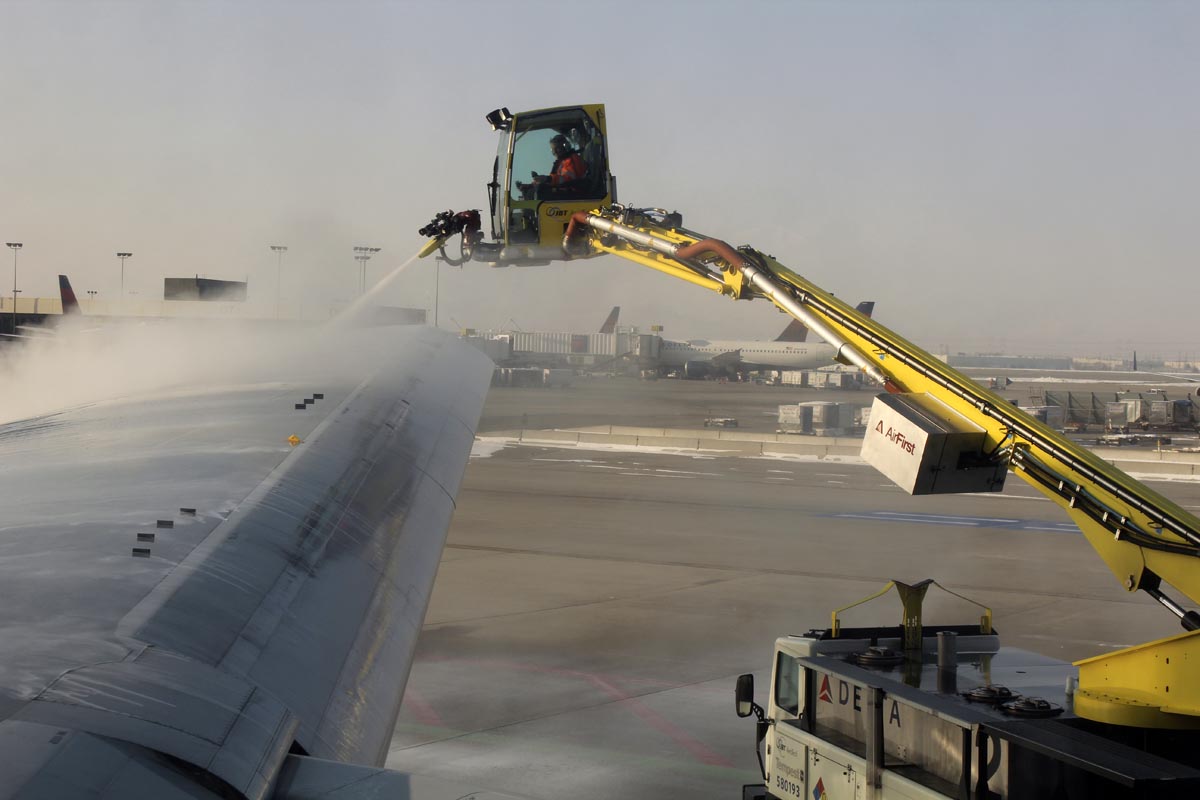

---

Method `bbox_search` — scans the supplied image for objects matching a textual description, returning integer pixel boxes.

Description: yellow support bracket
[1075,628,1200,729]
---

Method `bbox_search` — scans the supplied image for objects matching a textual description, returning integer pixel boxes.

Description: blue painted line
[828,510,1079,534]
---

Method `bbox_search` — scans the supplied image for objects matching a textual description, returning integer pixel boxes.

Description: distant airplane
[0,282,500,795]
[774,315,811,343]
[0,275,86,339]
[660,301,875,377]
[599,305,620,334]
[60,273,82,314]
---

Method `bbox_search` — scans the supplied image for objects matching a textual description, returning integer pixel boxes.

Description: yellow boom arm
[562,205,1200,727]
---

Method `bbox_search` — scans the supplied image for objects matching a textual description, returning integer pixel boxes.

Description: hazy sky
[2,0,1197,357]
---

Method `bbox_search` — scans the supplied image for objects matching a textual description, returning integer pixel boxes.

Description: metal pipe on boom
[567,212,894,389]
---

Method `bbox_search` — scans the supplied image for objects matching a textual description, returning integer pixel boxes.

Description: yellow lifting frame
[830,578,994,653]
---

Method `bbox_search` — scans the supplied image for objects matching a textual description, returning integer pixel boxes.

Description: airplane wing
[0,324,496,798]
[710,348,743,367]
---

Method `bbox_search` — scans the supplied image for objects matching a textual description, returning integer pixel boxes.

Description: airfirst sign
[860,392,1007,495]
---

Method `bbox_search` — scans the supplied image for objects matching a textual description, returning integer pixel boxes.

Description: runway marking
[962,492,1050,502]
[836,513,980,527]
[829,510,1078,533]
[534,457,604,464]
[581,673,733,767]
[826,480,847,485]
[619,472,689,478]
[881,511,1020,523]
[401,690,443,727]
[417,658,733,767]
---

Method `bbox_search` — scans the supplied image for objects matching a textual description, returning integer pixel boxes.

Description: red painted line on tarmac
[419,657,730,767]
[420,656,675,688]
[582,672,733,768]
[402,689,443,727]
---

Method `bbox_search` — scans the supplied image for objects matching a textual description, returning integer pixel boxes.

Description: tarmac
[387,374,1200,800]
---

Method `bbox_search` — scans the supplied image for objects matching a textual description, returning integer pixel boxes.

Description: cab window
[774,652,800,716]
[509,109,606,206]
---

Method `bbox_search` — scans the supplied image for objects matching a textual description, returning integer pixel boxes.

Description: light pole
[117,252,133,296]
[6,243,21,335]
[352,246,381,296]
[270,245,287,318]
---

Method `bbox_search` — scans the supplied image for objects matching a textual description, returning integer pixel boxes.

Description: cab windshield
[509,110,606,206]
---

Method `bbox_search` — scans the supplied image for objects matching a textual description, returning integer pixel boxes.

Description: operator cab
[485,104,614,265]
[418,104,615,267]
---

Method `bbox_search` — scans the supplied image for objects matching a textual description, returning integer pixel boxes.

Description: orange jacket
[549,153,586,187]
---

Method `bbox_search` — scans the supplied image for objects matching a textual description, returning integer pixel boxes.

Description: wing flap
[14,649,298,799]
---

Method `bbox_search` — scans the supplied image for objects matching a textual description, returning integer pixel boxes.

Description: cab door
[502,104,612,251]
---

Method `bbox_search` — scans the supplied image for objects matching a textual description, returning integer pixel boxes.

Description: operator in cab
[522,134,586,199]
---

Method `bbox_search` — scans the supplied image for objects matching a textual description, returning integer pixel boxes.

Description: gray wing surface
[0,325,493,798]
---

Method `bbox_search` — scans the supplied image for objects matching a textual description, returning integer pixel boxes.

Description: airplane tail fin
[59,275,82,315]
[599,305,620,334]
[774,318,809,342]
[774,301,875,343]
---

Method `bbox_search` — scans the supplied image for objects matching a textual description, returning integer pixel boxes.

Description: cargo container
[1026,405,1068,432]
[823,372,861,390]
[509,368,545,388]
[1122,399,1145,424]
[543,368,573,388]
[779,370,808,387]
[1105,402,1130,432]
[803,401,855,436]
[777,404,813,434]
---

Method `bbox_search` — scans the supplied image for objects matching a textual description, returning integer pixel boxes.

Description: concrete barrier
[718,430,782,443]
[579,433,639,446]
[521,430,580,444]
[501,428,1196,477]
[702,440,764,455]
[1094,447,1200,465]
[614,426,670,437]
[1110,460,1195,477]
[762,442,832,458]
[636,436,700,450]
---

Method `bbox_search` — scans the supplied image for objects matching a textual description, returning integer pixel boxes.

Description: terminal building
[462,329,661,371]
